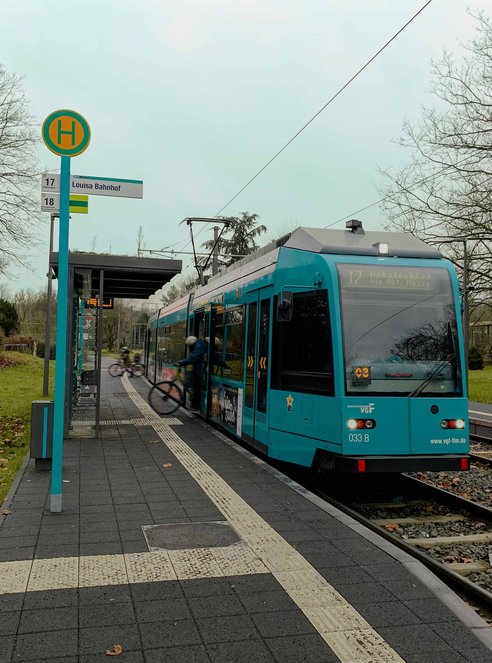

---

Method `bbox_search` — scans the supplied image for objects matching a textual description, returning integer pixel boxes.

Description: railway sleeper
[410,532,492,547]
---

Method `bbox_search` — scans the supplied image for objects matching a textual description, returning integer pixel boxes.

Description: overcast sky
[1,0,490,299]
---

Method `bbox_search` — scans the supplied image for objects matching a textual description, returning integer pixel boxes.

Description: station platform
[1,374,492,662]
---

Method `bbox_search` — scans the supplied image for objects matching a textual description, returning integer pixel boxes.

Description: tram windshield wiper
[408,354,457,398]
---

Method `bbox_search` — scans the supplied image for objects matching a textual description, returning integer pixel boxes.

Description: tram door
[191,309,209,415]
[242,289,272,452]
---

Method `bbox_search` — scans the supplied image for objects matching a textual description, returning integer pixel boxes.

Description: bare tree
[0,65,39,272]
[136,225,145,257]
[379,12,492,306]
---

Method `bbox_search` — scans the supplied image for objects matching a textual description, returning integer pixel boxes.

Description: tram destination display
[340,267,433,291]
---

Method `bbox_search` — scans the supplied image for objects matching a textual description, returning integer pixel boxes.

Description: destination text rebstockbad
[72,182,122,192]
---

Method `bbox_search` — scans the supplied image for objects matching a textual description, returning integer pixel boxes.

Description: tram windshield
[337,264,462,396]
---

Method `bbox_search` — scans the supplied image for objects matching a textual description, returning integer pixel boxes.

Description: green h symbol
[57,119,76,146]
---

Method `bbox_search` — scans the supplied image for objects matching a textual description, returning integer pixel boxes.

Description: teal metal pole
[50,155,71,512]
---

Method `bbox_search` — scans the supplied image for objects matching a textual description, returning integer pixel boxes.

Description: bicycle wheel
[108,363,123,377]
[148,380,183,415]
[132,363,144,377]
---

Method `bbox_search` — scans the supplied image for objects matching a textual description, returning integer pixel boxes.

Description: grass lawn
[0,352,54,505]
[468,365,492,404]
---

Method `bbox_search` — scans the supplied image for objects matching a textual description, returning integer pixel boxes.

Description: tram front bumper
[314,451,470,473]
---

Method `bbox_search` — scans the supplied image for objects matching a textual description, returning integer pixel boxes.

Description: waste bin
[30,400,53,470]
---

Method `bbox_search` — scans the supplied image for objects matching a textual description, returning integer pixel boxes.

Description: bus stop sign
[42,109,91,157]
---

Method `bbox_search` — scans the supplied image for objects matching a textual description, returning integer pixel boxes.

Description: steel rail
[313,475,492,613]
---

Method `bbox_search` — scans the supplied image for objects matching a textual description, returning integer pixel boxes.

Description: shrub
[3,335,33,352]
[468,346,484,370]
[35,341,55,359]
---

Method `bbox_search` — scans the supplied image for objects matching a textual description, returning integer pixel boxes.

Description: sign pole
[50,155,71,512]
[42,213,56,396]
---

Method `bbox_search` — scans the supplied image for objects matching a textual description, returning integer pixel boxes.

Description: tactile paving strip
[0,545,268,596]
[123,375,405,663]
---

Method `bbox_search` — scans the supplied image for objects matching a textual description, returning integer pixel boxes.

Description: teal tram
[145,223,470,473]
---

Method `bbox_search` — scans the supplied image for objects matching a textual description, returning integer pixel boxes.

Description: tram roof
[207,226,442,286]
[283,227,442,259]
[50,252,182,299]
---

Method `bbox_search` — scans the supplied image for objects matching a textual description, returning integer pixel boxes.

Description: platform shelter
[49,251,180,437]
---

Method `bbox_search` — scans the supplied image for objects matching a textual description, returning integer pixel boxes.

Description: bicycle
[108,358,144,378]
[148,366,185,415]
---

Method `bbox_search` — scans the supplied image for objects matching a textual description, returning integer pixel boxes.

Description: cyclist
[120,346,131,368]
[177,336,205,410]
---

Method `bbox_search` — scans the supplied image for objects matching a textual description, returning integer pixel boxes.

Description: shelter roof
[50,252,181,299]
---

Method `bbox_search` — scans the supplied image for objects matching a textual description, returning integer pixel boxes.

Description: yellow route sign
[42,109,91,157]
[69,194,88,214]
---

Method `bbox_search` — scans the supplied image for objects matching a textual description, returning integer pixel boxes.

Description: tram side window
[159,320,186,366]
[271,290,334,395]
[222,307,244,382]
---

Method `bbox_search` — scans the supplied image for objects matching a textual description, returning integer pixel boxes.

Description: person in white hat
[178,336,205,410]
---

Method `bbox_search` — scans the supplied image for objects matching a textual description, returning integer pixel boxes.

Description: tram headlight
[347,419,358,430]
[441,418,465,430]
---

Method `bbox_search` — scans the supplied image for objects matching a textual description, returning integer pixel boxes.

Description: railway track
[314,470,492,617]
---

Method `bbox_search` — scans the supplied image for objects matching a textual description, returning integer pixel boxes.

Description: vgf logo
[347,403,375,414]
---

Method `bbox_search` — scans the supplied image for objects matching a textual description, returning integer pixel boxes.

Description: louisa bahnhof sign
[41,173,143,199]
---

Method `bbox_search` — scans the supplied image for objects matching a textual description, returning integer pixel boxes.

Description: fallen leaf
[0,459,8,466]
[163,463,173,468]
[384,523,399,532]
[460,557,474,564]
[0,510,12,516]
[105,644,123,656]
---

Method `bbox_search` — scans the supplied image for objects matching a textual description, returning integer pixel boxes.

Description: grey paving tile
[238,590,298,614]
[134,597,191,622]
[0,609,20,635]
[180,577,235,598]
[18,606,78,633]
[14,628,78,661]
[381,579,434,601]
[79,584,132,605]
[79,601,136,627]
[403,598,462,624]
[378,624,453,654]
[402,653,469,663]
[0,635,14,663]
[317,565,374,586]
[0,535,38,549]
[206,638,275,662]
[357,600,423,627]
[79,529,121,544]
[143,645,210,663]
[79,541,123,556]
[139,618,201,649]
[229,574,282,594]
[188,593,246,618]
[23,588,78,610]
[79,624,141,655]
[336,581,397,605]
[130,580,183,602]
[429,621,492,656]
[361,562,416,583]
[26,658,78,663]
[197,614,259,644]
[0,546,34,561]
[300,550,355,568]
[0,592,23,612]
[80,653,143,663]
[251,609,316,638]
[34,544,78,558]
[265,634,339,662]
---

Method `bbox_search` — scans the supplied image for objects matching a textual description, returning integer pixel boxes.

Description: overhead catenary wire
[176,0,434,253]
[323,154,473,230]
